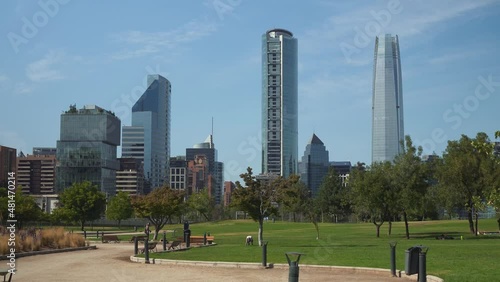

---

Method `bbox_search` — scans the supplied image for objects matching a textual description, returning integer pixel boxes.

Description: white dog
[245,235,253,245]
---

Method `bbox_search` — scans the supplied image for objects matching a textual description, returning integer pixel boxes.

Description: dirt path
[12,244,406,281]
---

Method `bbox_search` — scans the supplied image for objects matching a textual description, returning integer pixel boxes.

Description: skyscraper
[299,134,329,197]
[122,74,171,190]
[55,105,121,195]
[372,34,404,163]
[262,28,298,177]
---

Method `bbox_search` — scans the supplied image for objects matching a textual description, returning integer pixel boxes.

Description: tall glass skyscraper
[372,34,404,163]
[262,28,298,177]
[55,105,121,195]
[299,134,329,197]
[122,75,171,190]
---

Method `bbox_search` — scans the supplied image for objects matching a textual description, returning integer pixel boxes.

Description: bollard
[144,239,150,264]
[262,242,268,267]
[163,231,167,251]
[418,250,427,282]
[134,237,139,255]
[285,252,304,282]
[389,242,397,277]
[83,230,87,239]
[203,232,207,245]
[185,229,191,248]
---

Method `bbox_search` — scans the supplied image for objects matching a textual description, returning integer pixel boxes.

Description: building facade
[329,161,352,187]
[186,135,223,204]
[223,181,235,207]
[0,146,17,188]
[299,134,329,197]
[115,158,144,196]
[17,153,56,194]
[169,156,187,191]
[122,74,171,191]
[186,155,215,197]
[262,28,298,177]
[55,104,121,195]
[372,34,404,163]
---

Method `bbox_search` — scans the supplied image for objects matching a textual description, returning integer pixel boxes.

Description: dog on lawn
[245,235,253,246]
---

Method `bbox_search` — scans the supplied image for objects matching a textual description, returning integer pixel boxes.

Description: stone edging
[0,245,97,260]
[130,256,443,281]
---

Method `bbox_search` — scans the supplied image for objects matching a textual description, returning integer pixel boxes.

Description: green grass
[146,218,500,282]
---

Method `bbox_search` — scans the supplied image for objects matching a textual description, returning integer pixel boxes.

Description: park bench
[140,242,157,253]
[189,235,215,244]
[129,235,148,242]
[102,235,120,243]
[168,240,182,250]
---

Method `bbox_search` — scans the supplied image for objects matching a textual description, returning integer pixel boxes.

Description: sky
[1,0,500,182]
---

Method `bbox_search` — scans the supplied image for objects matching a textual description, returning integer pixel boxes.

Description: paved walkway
[13,243,412,281]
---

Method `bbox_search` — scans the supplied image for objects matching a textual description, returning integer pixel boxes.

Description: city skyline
[1,1,499,181]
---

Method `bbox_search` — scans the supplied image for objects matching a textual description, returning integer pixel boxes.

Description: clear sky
[1,0,499,182]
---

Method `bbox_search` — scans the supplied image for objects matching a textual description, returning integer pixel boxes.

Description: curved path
[13,243,409,281]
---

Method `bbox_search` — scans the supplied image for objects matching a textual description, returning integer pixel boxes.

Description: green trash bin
[405,246,421,275]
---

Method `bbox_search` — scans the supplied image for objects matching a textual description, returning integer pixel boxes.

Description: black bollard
[163,231,167,251]
[203,232,207,245]
[418,251,427,282]
[262,242,268,267]
[185,229,191,248]
[83,230,87,239]
[134,237,139,255]
[144,239,150,264]
[389,242,397,277]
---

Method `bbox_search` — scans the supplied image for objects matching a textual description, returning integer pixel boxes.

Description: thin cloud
[26,51,65,82]
[14,82,34,94]
[111,19,218,60]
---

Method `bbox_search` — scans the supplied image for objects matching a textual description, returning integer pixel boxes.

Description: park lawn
[149,218,500,282]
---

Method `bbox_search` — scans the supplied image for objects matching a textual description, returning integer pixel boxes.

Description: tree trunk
[467,210,475,234]
[118,220,121,229]
[403,210,410,239]
[81,221,85,231]
[373,219,384,238]
[258,218,264,246]
[497,217,500,230]
[475,212,479,236]
[388,221,392,236]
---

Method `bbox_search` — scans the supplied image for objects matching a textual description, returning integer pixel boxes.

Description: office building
[115,158,144,196]
[170,156,187,191]
[299,134,329,197]
[186,135,223,204]
[372,34,404,163]
[224,181,235,207]
[33,147,57,156]
[55,104,121,195]
[186,155,215,197]
[329,161,352,187]
[122,74,171,191]
[17,153,56,194]
[262,28,298,177]
[0,146,17,188]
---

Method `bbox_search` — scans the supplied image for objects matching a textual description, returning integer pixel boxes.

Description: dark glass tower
[262,28,298,177]
[299,134,329,197]
[372,34,404,163]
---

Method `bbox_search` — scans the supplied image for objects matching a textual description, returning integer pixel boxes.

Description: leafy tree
[131,186,185,240]
[187,189,215,221]
[0,186,42,228]
[106,192,133,228]
[231,167,280,246]
[55,181,106,230]
[436,133,497,235]
[392,136,431,239]
[350,162,394,237]
[317,167,351,223]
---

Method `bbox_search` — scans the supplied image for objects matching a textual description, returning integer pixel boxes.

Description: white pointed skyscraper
[372,34,404,163]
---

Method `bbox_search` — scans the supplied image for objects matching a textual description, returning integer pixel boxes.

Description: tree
[0,186,42,228]
[231,167,280,246]
[187,189,215,221]
[436,133,497,235]
[131,186,185,240]
[392,136,431,239]
[55,181,106,230]
[317,167,351,223]
[350,162,394,237]
[106,192,133,228]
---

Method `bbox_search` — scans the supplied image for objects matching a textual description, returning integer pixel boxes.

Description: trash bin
[405,246,421,275]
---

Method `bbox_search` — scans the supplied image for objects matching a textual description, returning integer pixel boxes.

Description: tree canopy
[106,191,133,228]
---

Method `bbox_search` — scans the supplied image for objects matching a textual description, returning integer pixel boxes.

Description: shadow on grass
[293,244,378,248]
[410,231,462,239]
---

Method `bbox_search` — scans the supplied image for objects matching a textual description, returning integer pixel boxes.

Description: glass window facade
[262,29,298,177]
[372,34,404,163]
[299,134,329,197]
[55,105,121,195]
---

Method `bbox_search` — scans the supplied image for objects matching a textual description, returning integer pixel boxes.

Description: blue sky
[1,0,499,182]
